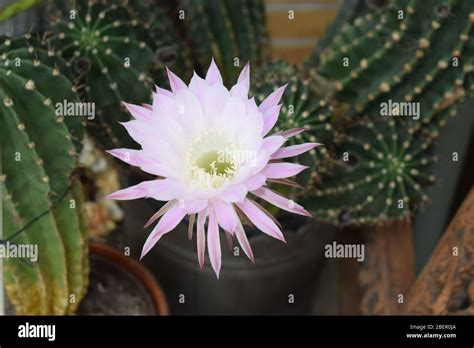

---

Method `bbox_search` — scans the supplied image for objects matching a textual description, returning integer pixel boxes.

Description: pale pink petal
[230,81,248,99]
[197,211,207,269]
[219,184,248,203]
[237,62,250,85]
[142,103,152,110]
[244,174,267,191]
[106,148,143,166]
[258,84,287,113]
[262,135,286,155]
[235,220,254,263]
[166,67,187,93]
[184,200,208,214]
[230,63,250,98]
[271,143,322,160]
[213,200,238,233]
[122,102,151,121]
[262,104,282,136]
[236,199,285,242]
[276,127,306,139]
[205,58,223,85]
[104,180,159,201]
[140,204,187,259]
[252,187,311,217]
[119,120,150,144]
[188,71,209,102]
[261,163,308,179]
[207,206,222,278]
[155,85,173,98]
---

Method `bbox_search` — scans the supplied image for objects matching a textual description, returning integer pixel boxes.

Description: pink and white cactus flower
[106,60,320,278]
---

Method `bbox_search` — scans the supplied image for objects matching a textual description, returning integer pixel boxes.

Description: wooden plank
[405,189,474,315]
[267,8,338,38]
[272,44,315,63]
[359,218,416,314]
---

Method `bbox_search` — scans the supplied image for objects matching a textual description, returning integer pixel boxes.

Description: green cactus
[50,0,156,150]
[125,0,193,84]
[1,35,88,314]
[302,118,441,225]
[179,0,270,86]
[252,60,336,189]
[301,0,474,224]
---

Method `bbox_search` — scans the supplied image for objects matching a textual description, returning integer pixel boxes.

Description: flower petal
[144,200,177,228]
[276,127,306,139]
[207,205,222,278]
[261,163,308,179]
[262,135,286,155]
[188,71,209,102]
[235,220,254,263]
[155,85,173,98]
[184,199,208,214]
[219,184,248,203]
[104,180,159,201]
[213,200,238,233]
[252,187,311,217]
[271,143,322,160]
[230,63,250,98]
[140,204,187,259]
[122,102,151,121]
[258,84,287,113]
[166,67,187,93]
[244,173,267,191]
[236,198,285,242]
[262,104,282,136]
[197,211,207,269]
[106,148,143,167]
[205,58,223,85]
[237,62,250,85]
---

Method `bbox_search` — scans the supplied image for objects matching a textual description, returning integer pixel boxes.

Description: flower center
[195,150,235,176]
[186,133,238,189]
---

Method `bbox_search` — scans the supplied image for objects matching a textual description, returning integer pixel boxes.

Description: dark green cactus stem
[312,0,474,118]
[1,35,88,314]
[50,0,156,150]
[301,0,474,225]
[125,0,193,84]
[180,0,270,85]
[302,119,438,225]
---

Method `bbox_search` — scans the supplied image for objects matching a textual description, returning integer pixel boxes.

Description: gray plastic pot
[118,198,335,315]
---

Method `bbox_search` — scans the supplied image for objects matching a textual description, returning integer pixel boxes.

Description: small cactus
[302,118,439,225]
[50,0,156,149]
[1,35,88,314]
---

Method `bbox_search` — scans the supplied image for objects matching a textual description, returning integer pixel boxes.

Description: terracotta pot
[80,242,169,315]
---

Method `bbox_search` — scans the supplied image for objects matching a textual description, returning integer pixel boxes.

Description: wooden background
[265,0,340,63]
